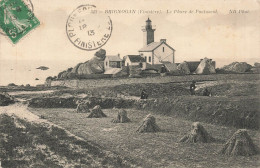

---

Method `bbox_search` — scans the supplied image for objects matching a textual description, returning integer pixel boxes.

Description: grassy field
[3,73,260,167]
[0,108,137,168]
[29,107,260,168]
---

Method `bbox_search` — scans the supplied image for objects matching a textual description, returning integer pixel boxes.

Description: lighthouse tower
[142,18,156,47]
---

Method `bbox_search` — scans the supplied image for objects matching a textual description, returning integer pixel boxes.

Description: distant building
[104,55,122,70]
[139,18,175,65]
[123,55,146,69]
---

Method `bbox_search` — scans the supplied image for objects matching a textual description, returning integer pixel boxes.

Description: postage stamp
[0,0,40,44]
[66,5,113,51]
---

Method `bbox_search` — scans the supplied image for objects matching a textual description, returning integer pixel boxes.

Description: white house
[104,55,122,70]
[139,18,175,65]
[123,55,146,69]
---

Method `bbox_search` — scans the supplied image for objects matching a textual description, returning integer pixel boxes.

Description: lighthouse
[142,18,156,47]
[139,18,175,64]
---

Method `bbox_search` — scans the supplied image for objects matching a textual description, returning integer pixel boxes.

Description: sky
[0,0,259,86]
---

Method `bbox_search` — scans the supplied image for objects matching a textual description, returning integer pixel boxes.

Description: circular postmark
[0,0,34,36]
[66,5,112,51]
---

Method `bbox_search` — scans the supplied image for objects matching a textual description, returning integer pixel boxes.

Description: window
[149,56,151,62]
[163,47,165,52]
[117,62,121,68]
[145,56,147,62]
[106,61,108,66]
[139,63,143,68]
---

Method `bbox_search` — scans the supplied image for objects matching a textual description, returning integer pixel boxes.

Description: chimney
[200,59,203,61]
[160,39,166,43]
[118,53,120,57]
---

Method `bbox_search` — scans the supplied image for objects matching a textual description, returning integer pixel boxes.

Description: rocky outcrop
[195,58,216,74]
[221,62,252,73]
[177,62,190,75]
[57,49,106,79]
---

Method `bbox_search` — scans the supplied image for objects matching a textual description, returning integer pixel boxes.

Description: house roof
[126,55,145,62]
[164,63,178,72]
[105,55,122,62]
[186,61,201,72]
[138,41,175,52]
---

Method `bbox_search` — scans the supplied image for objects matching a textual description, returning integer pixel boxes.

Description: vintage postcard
[0,0,259,167]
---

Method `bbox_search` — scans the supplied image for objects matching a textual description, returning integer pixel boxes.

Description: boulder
[137,114,160,133]
[58,49,107,78]
[254,62,260,68]
[77,59,104,75]
[222,62,252,73]
[177,62,190,75]
[94,48,106,60]
[179,122,215,143]
[195,58,216,74]
[219,129,258,156]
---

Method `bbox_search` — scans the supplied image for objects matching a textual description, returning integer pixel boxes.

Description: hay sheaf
[76,102,90,113]
[112,109,130,123]
[179,122,215,143]
[88,105,107,118]
[219,129,258,156]
[137,114,160,133]
[0,92,15,106]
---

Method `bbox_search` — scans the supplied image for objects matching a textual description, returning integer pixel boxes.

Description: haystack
[219,129,258,156]
[137,114,160,133]
[87,105,107,118]
[195,58,216,74]
[112,109,130,123]
[179,122,215,143]
[0,92,15,106]
[76,103,90,113]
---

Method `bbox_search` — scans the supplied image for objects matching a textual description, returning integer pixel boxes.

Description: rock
[36,66,49,70]
[179,122,215,143]
[7,83,17,87]
[254,62,260,68]
[77,60,104,75]
[219,129,258,156]
[177,62,190,75]
[222,62,252,73]
[76,49,107,75]
[195,58,216,74]
[57,49,107,79]
[137,114,160,133]
[94,48,106,60]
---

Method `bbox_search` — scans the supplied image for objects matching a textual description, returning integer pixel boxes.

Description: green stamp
[0,0,40,44]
